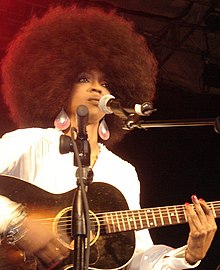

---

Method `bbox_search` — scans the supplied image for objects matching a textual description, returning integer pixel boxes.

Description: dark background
[0,0,220,269]
[115,89,220,270]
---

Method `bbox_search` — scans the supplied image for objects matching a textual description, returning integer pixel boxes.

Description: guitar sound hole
[56,208,73,249]
[53,207,100,267]
[53,207,100,251]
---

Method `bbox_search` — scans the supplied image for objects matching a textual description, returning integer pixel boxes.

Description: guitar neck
[103,201,220,233]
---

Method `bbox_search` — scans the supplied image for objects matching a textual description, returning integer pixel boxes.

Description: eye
[101,81,109,88]
[79,77,89,83]
[75,73,91,83]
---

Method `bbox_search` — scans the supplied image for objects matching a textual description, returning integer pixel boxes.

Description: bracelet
[6,205,28,245]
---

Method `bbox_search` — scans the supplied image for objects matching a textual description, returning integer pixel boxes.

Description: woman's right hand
[15,215,70,269]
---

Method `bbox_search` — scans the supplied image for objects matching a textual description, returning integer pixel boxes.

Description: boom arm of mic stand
[123,115,220,133]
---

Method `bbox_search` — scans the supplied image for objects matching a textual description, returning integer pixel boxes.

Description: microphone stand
[59,105,92,270]
[123,116,220,132]
[71,125,92,270]
[59,129,92,270]
[103,98,220,132]
[119,105,220,133]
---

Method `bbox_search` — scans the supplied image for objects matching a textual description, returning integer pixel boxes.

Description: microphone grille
[77,104,89,117]
[98,94,115,114]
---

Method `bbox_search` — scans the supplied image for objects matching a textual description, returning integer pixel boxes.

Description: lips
[88,98,99,101]
[88,97,100,103]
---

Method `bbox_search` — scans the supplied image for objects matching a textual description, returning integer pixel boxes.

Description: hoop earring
[98,118,110,140]
[54,108,70,131]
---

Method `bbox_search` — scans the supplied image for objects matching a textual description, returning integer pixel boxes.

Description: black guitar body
[0,175,135,270]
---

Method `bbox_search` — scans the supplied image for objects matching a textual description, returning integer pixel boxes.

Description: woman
[0,5,217,270]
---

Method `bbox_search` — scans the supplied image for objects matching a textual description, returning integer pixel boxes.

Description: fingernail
[47,260,62,270]
[199,198,204,202]
[191,195,198,202]
[185,202,190,206]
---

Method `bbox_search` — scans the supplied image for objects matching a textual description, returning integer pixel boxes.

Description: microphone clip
[122,104,157,130]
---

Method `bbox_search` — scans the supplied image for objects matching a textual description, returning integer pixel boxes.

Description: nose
[89,80,103,94]
[91,88,102,94]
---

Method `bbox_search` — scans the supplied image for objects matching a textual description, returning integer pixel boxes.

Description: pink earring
[98,118,110,140]
[54,108,70,131]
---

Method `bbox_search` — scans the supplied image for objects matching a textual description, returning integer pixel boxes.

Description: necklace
[90,146,100,168]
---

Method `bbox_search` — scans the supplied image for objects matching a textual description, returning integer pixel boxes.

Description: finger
[35,247,53,265]
[36,248,64,269]
[49,238,70,258]
[196,198,217,234]
[34,240,61,265]
[36,255,63,270]
[199,199,216,221]
[185,202,203,232]
[47,259,63,270]
[47,239,70,269]
[36,259,46,270]
[186,198,217,243]
[185,204,202,240]
[198,199,218,240]
[191,195,207,224]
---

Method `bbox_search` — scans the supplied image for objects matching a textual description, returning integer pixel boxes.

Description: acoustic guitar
[0,175,219,270]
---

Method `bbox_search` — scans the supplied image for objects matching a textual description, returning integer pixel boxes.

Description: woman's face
[69,70,111,124]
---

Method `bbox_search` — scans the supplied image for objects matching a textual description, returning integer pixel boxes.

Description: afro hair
[1,5,158,146]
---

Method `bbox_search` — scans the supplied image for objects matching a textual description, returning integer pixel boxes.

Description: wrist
[5,205,27,245]
[185,248,198,265]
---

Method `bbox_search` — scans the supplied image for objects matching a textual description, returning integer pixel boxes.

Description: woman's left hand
[184,195,217,264]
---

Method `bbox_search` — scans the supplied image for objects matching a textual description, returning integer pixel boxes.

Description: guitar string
[34,210,220,229]
[41,207,220,235]
[32,203,220,231]
[50,207,220,228]
[33,203,220,223]
[33,205,220,220]
[33,201,220,222]
[54,211,220,235]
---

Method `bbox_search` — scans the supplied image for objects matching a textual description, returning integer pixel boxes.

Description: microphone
[76,105,89,139]
[75,105,90,166]
[98,94,154,117]
[59,105,89,154]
